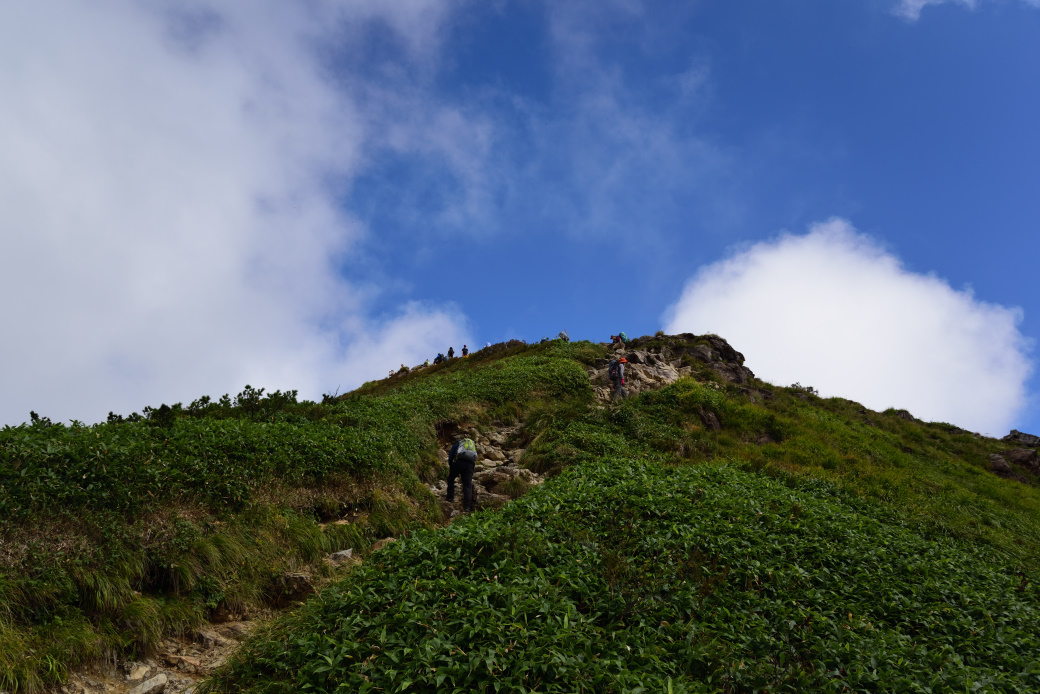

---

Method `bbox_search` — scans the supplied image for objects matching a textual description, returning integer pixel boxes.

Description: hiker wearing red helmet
[608,356,628,401]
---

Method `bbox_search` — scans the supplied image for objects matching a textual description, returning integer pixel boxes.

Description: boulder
[1004,448,1040,473]
[128,674,168,694]
[625,350,653,365]
[127,664,151,682]
[176,655,202,673]
[474,468,513,491]
[699,410,722,431]
[989,454,1012,476]
[197,628,230,649]
[328,549,354,564]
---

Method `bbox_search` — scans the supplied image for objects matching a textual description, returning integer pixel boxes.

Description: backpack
[455,438,477,464]
[608,360,619,379]
[618,331,629,344]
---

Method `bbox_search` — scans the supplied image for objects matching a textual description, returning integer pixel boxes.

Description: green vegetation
[0,341,591,692]
[204,462,1040,693]
[2,334,1039,692]
[522,375,1040,564]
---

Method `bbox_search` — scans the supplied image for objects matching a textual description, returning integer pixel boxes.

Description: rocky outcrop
[989,454,1014,477]
[1002,430,1040,447]
[589,334,757,403]
[1005,448,1040,471]
[989,449,1039,484]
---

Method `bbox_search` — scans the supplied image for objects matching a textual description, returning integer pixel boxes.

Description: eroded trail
[58,621,255,694]
[427,423,547,518]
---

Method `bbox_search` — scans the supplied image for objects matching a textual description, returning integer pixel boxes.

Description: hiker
[433,353,445,365]
[447,436,478,512]
[448,346,455,359]
[389,369,395,378]
[397,363,410,375]
[608,357,628,400]
[462,344,469,357]
[423,359,431,367]
[610,332,629,351]
[558,330,569,342]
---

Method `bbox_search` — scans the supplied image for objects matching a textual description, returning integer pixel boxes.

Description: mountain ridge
[1,333,1038,692]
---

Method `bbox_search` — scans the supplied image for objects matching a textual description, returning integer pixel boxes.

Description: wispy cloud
[0,1,479,424]
[504,0,730,243]
[663,219,1033,435]
[894,0,1040,21]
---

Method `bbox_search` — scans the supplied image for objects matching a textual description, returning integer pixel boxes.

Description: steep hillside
[1,335,1038,692]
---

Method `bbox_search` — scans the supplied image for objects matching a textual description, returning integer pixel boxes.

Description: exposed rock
[625,350,654,365]
[474,468,513,491]
[893,410,916,422]
[128,663,152,681]
[990,453,1029,484]
[713,363,752,385]
[328,549,355,564]
[224,622,253,638]
[1003,430,1040,447]
[989,454,1012,475]
[163,656,201,674]
[1004,448,1040,473]
[690,344,714,363]
[699,410,722,431]
[128,674,168,694]
[197,628,230,649]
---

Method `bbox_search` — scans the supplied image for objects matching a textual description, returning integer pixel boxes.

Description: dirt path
[58,620,255,694]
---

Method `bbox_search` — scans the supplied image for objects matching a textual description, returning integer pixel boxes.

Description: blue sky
[1,0,1038,436]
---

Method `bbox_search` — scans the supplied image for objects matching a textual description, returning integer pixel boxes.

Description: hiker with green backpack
[608,357,628,401]
[447,436,478,512]
[610,332,629,351]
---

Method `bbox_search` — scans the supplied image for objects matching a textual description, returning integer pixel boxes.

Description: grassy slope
[0,341,594,692]
[204,463,1039,692]
[200,337,1040,693]
[2,336,1038,692]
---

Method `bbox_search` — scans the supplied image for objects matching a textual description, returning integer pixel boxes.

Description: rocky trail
[57,621,254,694]
[427,424,546,517]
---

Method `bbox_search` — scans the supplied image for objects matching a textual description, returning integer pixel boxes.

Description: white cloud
[0,1,478,425]
[663,219,1033,435]
[894,0,1040,21]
